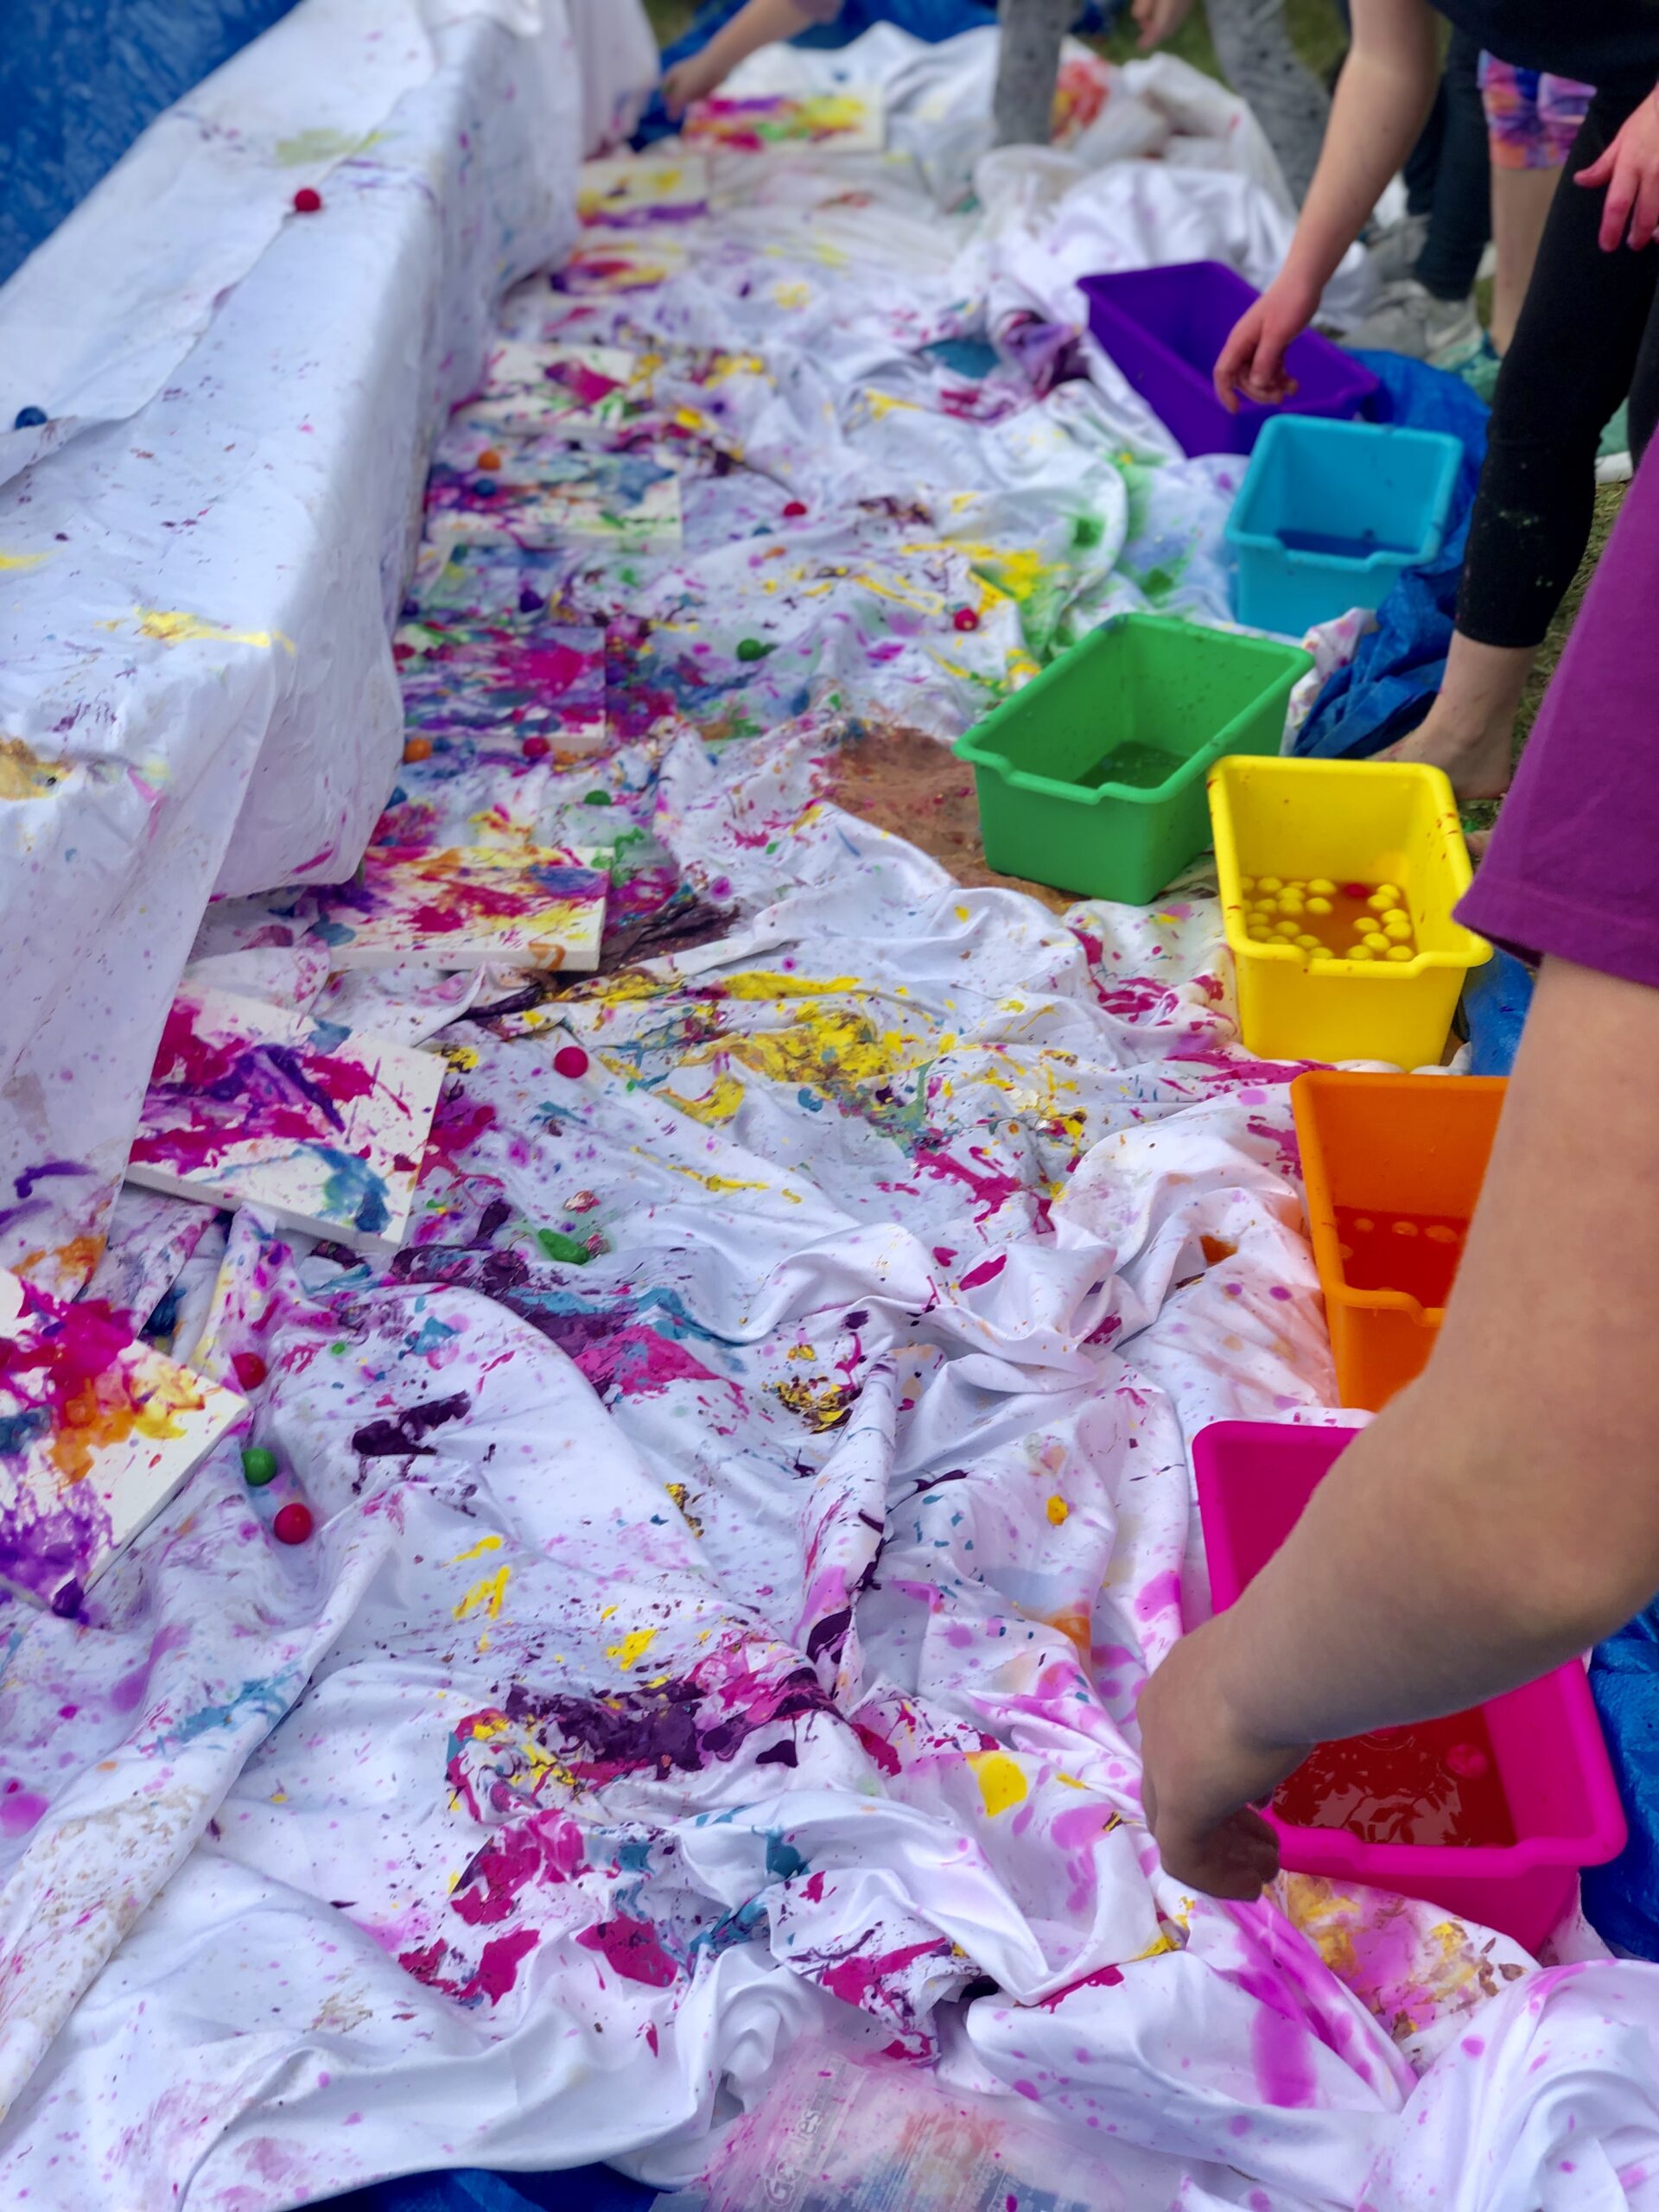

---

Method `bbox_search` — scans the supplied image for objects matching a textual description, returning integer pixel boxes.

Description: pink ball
[554,1046,589,1080]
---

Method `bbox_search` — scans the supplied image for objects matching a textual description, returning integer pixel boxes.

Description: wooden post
[994,0,1071,147]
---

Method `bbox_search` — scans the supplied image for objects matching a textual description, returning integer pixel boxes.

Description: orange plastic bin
[1294,1071,1508,1410]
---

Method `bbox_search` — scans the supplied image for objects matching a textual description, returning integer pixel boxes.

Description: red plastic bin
[1079,262,1380,458]
[1192,1419,1627,1949]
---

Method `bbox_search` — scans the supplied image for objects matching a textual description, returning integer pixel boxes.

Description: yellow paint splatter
[450,1533,503,1565]
[100,606,296,652]
[453,1567,510,1622]
[0,550,48,573]
[606,1627,658,1671]
[967,1750,1028,1818]
[0,738,68,800]
[771,1376,856,1432]
[665,1482,703,1538]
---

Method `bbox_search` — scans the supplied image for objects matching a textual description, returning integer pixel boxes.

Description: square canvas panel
[578,155,709,229]
[455,342,644,440]
[408,542,581,623]
[126,988,447,1257]
[683,89,886,154]
[307,845,608,972]
[0,1268,245,1615]
[397,620,607,745]
[425,440,682,551]
[550,236,690,296]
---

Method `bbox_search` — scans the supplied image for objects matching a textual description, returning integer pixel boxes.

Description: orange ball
[476,448,503,471]
[403,735,434,762]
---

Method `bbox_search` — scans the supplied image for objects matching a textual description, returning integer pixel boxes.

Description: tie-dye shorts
[1478,53,1595,169]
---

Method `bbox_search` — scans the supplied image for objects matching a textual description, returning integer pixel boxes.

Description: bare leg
[995,0,1071,148]
[1382,632,1532,798]
[1489,162,1560,353]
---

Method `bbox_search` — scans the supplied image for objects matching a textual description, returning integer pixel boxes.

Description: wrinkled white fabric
[3,19,1657,2212]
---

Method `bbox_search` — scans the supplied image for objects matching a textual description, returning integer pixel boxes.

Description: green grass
[646,0,696,37]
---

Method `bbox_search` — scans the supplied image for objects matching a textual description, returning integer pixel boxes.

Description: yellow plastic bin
[1206,754,1491,1065]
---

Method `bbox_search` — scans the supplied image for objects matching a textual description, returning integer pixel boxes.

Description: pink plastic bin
[1192,1420,1626,1949]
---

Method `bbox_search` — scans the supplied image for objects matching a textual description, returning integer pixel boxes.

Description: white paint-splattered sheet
[2,21,1658,2212]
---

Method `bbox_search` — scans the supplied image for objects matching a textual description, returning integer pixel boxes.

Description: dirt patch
[823,724,1074,915]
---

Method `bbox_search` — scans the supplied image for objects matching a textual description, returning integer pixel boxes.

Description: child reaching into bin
[1212,0,1659,803]
[1138,433,1659,1901]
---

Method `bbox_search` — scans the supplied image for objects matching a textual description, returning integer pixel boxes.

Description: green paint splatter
[536,1227,592,1266]
[275,126,375,168]
[1071,512,1105,550]
[735,637,774,662]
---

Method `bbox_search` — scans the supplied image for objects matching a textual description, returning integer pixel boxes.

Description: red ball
[952,607,980,632]
[521,734,550,760]
[782,499,808,518]
[293,187,323,214]
[273,1503,315,1546]
[554,1045,589,1080]
[231,1351,268,1391]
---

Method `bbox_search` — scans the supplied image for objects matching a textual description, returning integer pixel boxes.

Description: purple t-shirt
[1458,445,1659,989]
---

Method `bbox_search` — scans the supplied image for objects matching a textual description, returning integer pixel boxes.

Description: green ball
[582,790,613,807]
[735,637,772,662]
[241,1446,279,1488]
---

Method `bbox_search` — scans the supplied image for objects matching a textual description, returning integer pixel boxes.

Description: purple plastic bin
[1079,262,1380,459]
[1192,1420,1626,1950]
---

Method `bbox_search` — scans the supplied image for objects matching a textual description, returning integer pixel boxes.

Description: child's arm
[1140,952,1659,1899]
[1211,0,1440,410]
[662,0,835,117]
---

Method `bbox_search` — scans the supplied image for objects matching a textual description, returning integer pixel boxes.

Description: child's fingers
[1574,146,1615,189]
[1629,168,1659,251]
[1601,158,1638,251]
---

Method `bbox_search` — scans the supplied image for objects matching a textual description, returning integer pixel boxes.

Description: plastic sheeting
[0,0,304,289]
[4,18,1659,2212]
[0,0,645,1297]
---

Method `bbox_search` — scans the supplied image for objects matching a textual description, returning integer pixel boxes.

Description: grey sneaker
[1344,279,1481,365]
[1364,212,1429,284]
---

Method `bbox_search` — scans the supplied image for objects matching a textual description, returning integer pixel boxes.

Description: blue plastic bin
[1078,262,1379,458]
[1226,416,1465,635]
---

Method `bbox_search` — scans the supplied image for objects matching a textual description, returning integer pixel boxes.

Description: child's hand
[662,51,727,119]
[1131,0,1196,49]
[1211,270,1315,414]
[1574,90,1659,251]
[1137,1634,1304,1900]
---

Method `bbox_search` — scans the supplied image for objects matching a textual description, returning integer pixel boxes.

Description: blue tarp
[1460,945,1534,1077]
[0,0,304,284]
[321,2168,656,2212]
[1585,1607,1659,1961]
[1292,351,1491,765]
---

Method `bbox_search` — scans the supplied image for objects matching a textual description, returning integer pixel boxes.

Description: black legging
[1459,85,1659,648]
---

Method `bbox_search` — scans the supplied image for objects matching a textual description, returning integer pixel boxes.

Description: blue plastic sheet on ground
[1460,944,1534,1077]
[1585,1605,1659,1961]
[0,0,303,285]
[1292,352,1490,763]
[320,2166,656,2212]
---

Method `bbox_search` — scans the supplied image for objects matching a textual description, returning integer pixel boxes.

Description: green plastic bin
[954,614,1313,905]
